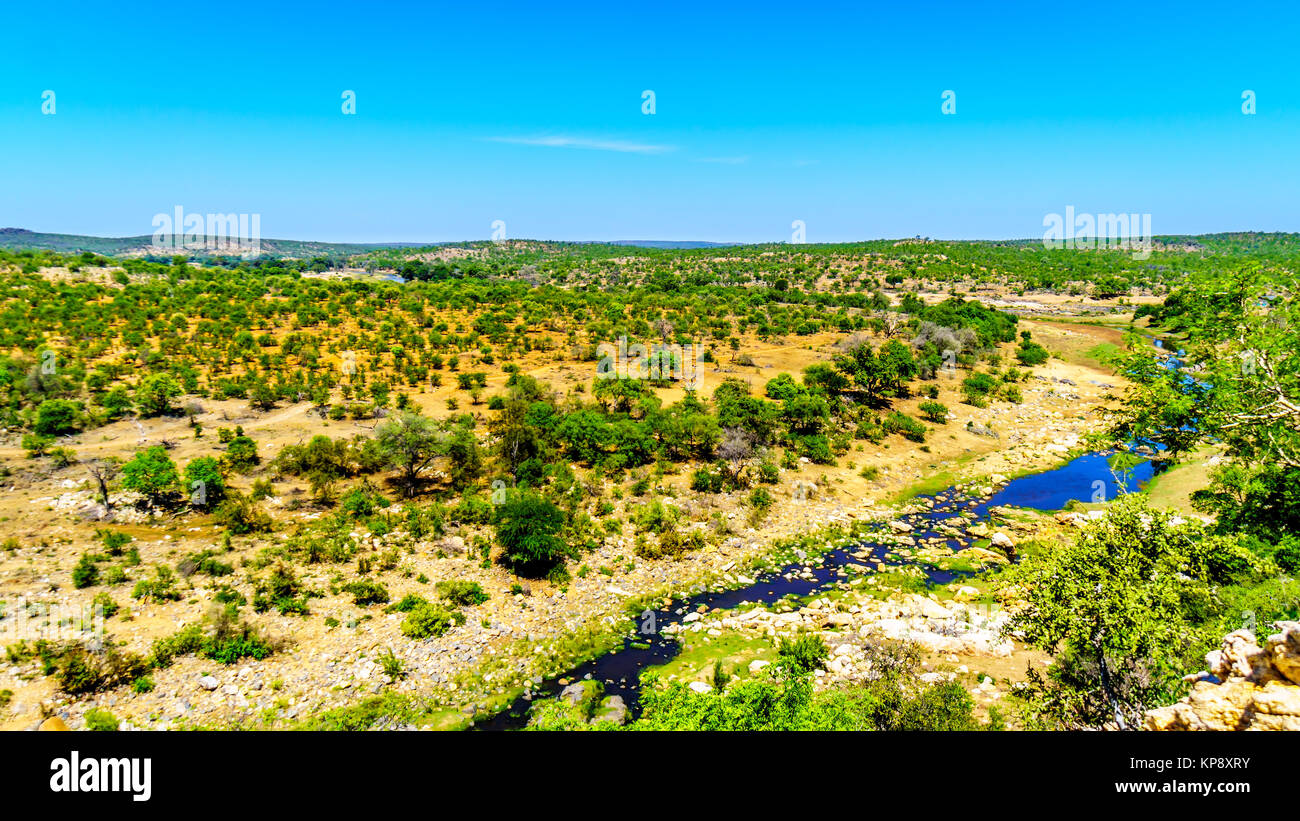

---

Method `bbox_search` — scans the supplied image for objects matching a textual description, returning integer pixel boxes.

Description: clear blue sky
[1,0,1297,243]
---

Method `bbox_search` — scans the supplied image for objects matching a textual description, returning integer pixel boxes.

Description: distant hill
[0,228,744,257]
[0,228,421,258]
[3,227,1297,259]
[601,240,739,249]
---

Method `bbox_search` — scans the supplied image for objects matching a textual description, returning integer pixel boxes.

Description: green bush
[1016,339,1050,366]
[91,592,119,619]
[72,554,100,589]
[151,609,273,667]
[883,411,927,442]
[384,594,429,613]
[435,580,489,607]
[96,529,132,556]
[690,467,725,493]
[83,708,119,731]
[777,634,829,675]
[34,399,83,436]
[495,492,569,577]
[400,602,465,639]
[918,400,948,423]
[131,566,181,602]
[213,491,273,535]
[120,445,181,506]
[43,643,148,696]
[342,579,390,607]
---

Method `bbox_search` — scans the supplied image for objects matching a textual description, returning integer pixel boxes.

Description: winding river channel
[475,450,1158,730]
[474,336,1185,730]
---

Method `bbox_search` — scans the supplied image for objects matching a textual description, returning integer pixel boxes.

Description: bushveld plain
[0,233,1296,731]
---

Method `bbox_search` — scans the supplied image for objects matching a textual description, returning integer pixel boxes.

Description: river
[473,446,1160,729]
[472,336,1182,729]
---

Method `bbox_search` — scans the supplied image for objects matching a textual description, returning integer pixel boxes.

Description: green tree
[184,456,226,509]
[918,400,948,423]
[495,492,568,577]
[135,374,181,417]
[445,424,482,489]
[1111,266,1300,542]
[834,339,918,404]
[1002,495,1263,729]
[34,399,82,435]
[120,446,181,506]
[375,411,442,496]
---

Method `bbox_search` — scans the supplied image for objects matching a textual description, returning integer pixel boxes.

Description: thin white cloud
[485,135,674,154]
[695,156,749,165]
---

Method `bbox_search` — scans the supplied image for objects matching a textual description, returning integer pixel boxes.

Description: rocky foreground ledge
[1144,622,1300,731]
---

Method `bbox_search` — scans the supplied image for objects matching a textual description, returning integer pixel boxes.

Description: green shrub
[918,400,948,423]
[400,602,465,639]
[342,579,390,606]
[91,592,119,619]
[778,634,829,675]
[690,467,725,493]
[96,529,132,556]
[83,708,119,731]
[151,609,273,667]
[1016,339,1050,366]
[384,594,429,613]
[177,550,233,578]
[131,566,181,602]
[44,643,148,696]
[495,492,569,577]
[883,411,927,442]
[72,554,100,589]
[435,580,489,607]
[213,491,272,534]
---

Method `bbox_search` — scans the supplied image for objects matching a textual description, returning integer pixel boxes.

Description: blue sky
[1,0,1297,243]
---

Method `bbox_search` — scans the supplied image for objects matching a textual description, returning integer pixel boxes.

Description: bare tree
[717,428,754,485]
[86,457,121,511]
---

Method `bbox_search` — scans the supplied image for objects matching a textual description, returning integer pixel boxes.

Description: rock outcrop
[1144,622,1300,731]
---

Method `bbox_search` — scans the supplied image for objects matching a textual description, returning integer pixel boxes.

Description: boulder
[439,536,467,555]
[1145,622,1300,731]
[913,597,951,620]
[593,695,628,726]
[559,683,587,706]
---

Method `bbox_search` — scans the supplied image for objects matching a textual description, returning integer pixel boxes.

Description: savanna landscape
[1,234,1296,733]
